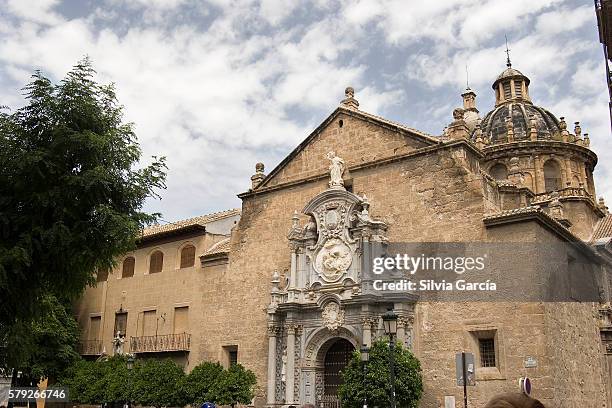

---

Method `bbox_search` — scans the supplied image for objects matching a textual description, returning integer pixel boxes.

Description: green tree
[338,339,423,408]
[210,364,257,407]
[131,358,186,408]
[0,294,81,386]
[182,361,224,406]
[0,57,167,328]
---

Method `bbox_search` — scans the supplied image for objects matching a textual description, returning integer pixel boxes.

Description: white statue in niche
[281,347,287,383]
[112,331,125,355]
[326,152,345,189]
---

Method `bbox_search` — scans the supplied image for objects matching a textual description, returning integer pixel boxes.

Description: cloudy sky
[1,0,610,222]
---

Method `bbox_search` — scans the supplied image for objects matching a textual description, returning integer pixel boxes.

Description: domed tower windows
[514,80,523,97]
[544,160,562,192]
[503,82,512,100]
[489,163,508,180]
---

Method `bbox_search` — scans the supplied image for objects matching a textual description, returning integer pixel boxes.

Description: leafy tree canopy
[338,339,423,408]
[0,57,167,326]
[182,361,224,406]
[0,294,80,383]
[209,363,257,407]
[131,358,186,408]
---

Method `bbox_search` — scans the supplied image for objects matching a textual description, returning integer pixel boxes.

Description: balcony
[79,340,103,355]
[129,332,191,353]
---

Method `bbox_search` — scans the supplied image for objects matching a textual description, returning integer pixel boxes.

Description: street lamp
[126,354,135,408]
[360,345,370,408]
[382,310,398,408]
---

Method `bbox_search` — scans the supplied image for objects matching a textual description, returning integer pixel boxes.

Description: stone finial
[340,86,359,109]
[559,117,570,142]
[599,197,609,213]
[444,108,469,140]
[583,133,590,148]
[574,121,582,139]
[453,107,465,121]
[251,162,266,188]
[291,210,300,229]
[507,156,523,186]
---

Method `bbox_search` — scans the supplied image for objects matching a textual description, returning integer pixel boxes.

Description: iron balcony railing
[129,332,191,353]
[79,340,103,355]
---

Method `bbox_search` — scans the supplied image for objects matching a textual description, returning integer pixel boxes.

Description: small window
[478,338,496,367]
[223,345,238,367]
[149,251,163,274]
[544,160,562,192]
[180,245,196,268]
[114,312,128,337]
[173,306,189,334]
[89,316,101,340]
[489,163,508,180]
[96,268,109,283]
[122,257,135,278]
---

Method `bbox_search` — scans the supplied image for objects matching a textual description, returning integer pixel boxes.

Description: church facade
[75,65,612,407]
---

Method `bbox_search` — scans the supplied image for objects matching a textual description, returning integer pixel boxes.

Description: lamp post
[126,354,135,408]
[382,310,398,408]
[360,345,370,408]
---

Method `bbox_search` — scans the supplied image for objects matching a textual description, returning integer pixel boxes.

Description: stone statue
[112,331,125,355]
[326,152,345,189]
[281,347,287,383]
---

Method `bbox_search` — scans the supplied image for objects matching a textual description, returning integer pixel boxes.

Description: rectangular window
[223,345,238,367]
[96,268,109,282]
[89,316,101,341]
[142,310,157,336]
[114,312,128,337]
[478,338,496,367]
[173,307,189,334]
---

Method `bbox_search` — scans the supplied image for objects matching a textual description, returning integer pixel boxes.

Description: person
[484,393,546,408]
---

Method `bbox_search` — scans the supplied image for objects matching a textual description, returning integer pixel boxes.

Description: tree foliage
[0,294,81,383]
[131,358,186,408]
[338,339,423,408]
[209,364,257,406]
[181,361,224,406]
[61,357,257,408]
[0,57,167,327]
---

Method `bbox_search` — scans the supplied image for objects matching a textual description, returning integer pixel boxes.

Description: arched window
[122,257,135,278]
[544,160,562,192]
[180,245,196,268]
[489,163,508,180]
[149,251,164,274]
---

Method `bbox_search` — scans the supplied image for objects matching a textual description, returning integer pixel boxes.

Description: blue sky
[1,0,610,222]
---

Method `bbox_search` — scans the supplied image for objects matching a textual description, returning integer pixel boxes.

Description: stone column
[267,326,279,405]
[285,324,296,404]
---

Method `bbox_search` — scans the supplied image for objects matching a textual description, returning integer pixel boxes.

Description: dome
[474,102,561,144]
[493,67,530,88]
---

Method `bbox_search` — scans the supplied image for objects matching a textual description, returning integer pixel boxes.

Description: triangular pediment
[255,107,440,190]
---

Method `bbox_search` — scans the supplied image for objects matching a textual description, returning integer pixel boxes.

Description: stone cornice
[238,139,483,199]
[482,140,597,166]
[483,207,603,262]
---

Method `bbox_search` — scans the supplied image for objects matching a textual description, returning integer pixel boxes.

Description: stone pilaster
[267,325,280,405]
[285,324,298,404]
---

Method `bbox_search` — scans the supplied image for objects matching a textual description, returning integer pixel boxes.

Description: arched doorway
[321,339,354,408]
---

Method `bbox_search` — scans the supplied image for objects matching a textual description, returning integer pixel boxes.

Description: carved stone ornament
[315,238,352,281]
[322,302,345,332]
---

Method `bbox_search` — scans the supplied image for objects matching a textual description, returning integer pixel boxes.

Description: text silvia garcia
[373,279,497,291]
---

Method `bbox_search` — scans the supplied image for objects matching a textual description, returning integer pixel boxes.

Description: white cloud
[1,0,611,220]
